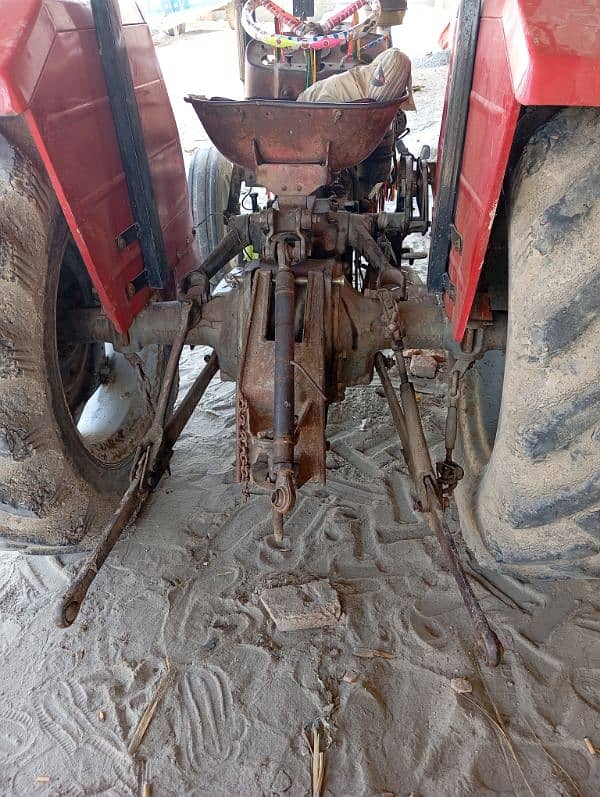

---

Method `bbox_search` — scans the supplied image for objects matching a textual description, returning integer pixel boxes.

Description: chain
[237,391,250,501]
[436,366,464,508]
[436,328,485,507]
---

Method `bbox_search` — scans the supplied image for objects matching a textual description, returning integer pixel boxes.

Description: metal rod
[375,349,435,492]
[272,507,284,543]
[154,302,192,428]
[273,265,296,470]
[53,475,146,628]
[270,258,297,535]
[53,349,220,628]
[199,225,250,281]
[376,349,503,667]
[163,352,219,448]
[374,352,409,447]
[423,479,503,667]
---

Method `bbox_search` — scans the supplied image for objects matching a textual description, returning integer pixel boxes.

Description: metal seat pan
[185,96,403,172]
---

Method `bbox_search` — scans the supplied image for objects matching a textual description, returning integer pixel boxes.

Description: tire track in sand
[175,665,244,772]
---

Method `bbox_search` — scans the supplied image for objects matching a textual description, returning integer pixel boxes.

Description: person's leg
[298,48,414,107]
[366,49,413,105]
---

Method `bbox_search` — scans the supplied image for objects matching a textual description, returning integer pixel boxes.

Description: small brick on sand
[260,579,341,631]
[409,353,438,379]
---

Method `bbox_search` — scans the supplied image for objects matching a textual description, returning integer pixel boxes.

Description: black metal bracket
[427,0,482,292]
[116,222,139,251]
[450,223,463,253]
[92,0,169,289]
[130,271,149,295]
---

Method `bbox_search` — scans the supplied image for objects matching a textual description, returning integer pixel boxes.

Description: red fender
[0,1,196,333]
[439,0,600,340]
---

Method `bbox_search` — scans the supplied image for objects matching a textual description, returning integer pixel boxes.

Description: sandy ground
[1,5,600,797]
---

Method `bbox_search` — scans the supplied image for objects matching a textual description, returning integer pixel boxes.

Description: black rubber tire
[0,136,170,554]
[188,145,240,286]
[456,108,600,578]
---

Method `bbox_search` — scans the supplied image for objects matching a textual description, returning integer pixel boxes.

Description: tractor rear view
[0,0,597,667]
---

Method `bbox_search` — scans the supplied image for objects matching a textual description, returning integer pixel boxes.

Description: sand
[0,9,599,797]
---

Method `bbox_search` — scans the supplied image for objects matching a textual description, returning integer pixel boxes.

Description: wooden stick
[353,647,395,660]
[128,663,175,755]
[584,737,597,756]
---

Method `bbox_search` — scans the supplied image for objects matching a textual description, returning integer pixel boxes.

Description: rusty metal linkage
[52,92,509,638]
[54,305,219,628]
[374,333,502,667]
[423,478,502,668]
[436,327,484,506]
[272,248,297,535]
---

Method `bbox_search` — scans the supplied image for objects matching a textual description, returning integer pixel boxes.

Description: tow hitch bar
[54,302,219,628]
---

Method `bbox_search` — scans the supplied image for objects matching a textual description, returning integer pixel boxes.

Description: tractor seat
[185,95,405,197]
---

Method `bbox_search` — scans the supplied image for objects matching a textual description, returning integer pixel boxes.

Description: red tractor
[0,0,597,666]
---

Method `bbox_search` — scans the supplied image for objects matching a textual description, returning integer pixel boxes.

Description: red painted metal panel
[0,2,196,333]
[0,2,55,115]
[503,0,600,105]
[441,0,600,340]
[447,15,521,339]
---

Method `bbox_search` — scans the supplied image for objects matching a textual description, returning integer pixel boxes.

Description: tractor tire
[456,108,600,578]
[0,135,172,554]
[188,145,241,286]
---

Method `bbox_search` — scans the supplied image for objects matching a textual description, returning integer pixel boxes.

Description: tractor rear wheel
[188,145,242,287]
[0,136,172,553]
[456,108,600,577]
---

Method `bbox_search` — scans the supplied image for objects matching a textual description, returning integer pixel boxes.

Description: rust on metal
[374,336,502,667]
[244,35,389,101]
[53,315,220,627]
[185,97,404,195]
[53,82,509,653]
